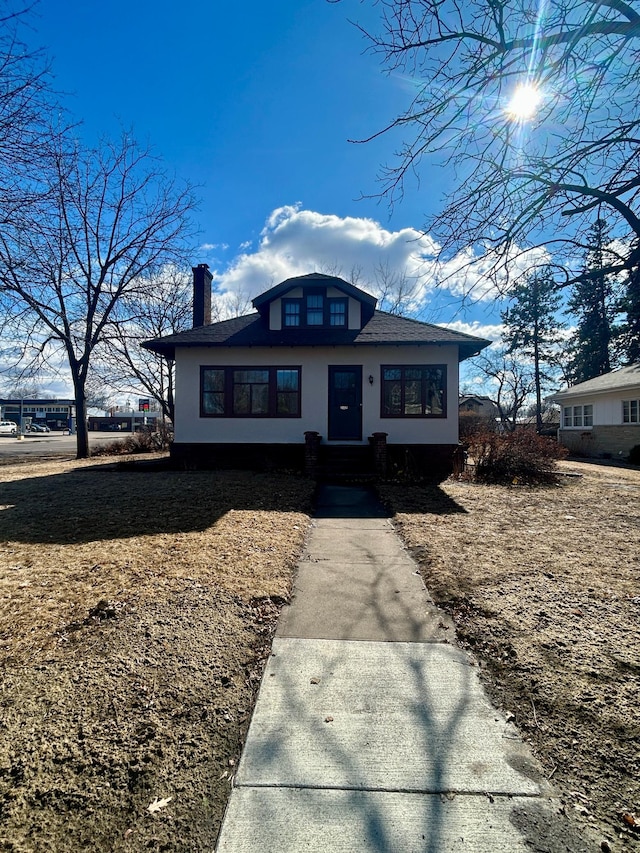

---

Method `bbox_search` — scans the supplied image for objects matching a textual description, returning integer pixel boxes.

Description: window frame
[282,298,302,328]
[562,404,594,428]
[380,364,447,419]
[200,366,302,418]
[328,297,347,327]
[280,292,348,329]
[623,399,640,423]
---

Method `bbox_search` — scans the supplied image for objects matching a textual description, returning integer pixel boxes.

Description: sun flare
[506,83,542,120]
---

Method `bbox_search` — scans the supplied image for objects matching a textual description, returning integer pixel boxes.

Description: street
[0,431,131,458]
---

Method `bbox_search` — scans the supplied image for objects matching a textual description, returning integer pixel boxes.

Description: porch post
[304,431,322,477]
[371,432,388,478]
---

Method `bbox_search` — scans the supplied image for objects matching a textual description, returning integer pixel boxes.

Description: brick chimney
[192,264,212,327]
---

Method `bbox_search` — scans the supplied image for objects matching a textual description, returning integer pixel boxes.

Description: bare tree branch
[0,130,196,457]
[351,0,640,291]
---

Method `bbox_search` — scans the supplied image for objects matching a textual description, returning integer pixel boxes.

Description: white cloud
[442,320,503,344]
[437,243,550,301]
[208,204,441,309]
[202,205,556,318]
[200,242,229,252]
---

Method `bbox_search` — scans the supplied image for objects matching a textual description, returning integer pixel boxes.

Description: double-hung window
[282,300,301,327]
[201,366,301,417]
[329,299,347,326]
[562,404,593,427]
[381,365,446,417]
[623,399,639,423]
[306,294,324,325]
[280,293,347,328]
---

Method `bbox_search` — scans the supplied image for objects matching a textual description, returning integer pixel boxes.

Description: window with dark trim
[329,298,347,327]
[381,365,447,418]
[201,366,301,417]
[280,293,348,328]
[282,299,301,327]
[306,294,323,325]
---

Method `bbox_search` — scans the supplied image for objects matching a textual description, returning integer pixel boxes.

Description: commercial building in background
[86,411,159,432]
[0,398,76,432]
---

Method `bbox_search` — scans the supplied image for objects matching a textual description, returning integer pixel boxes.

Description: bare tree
[0,2,69,225]
[0,132,195,458]
[98,266,192,423]
[470,349,537,431]
[370,261,425,316]
[97,269,256,423]
[353,0,640,292]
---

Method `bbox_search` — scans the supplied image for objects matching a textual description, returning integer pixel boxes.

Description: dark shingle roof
[551,363,640,400]
[143,310,491,362]
[253,273,377,314]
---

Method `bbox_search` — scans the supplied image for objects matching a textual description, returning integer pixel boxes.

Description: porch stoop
[316,445,376,482]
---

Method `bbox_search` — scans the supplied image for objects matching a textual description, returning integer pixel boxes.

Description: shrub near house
[468,429,568,485]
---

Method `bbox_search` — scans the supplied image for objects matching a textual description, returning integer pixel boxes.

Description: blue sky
[21,0,513,395]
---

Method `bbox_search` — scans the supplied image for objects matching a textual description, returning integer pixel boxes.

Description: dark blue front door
[328,366,362,440]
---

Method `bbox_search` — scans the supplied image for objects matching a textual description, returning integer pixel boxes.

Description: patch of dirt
[379,460,640,850]
[0,456,314,852]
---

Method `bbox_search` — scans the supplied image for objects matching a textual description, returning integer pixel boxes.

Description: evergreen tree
[501,267,565,433]
[567,218,617,383]
[618,261,640,364]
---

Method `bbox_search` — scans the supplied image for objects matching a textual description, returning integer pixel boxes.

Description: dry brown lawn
[379,459,640,849]
[1,454,638,851]
[0,455,314,852]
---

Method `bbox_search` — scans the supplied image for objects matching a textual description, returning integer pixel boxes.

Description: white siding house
[551,364,640,459]
[143,269,490,478]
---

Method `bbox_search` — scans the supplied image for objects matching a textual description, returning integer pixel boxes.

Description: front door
[328,366,362,440]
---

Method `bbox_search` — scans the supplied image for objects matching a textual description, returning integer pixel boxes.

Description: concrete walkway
[215,485,594,852]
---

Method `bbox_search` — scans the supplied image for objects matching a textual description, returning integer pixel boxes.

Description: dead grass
[0,455,314,852]
[0,455,311,664]
[2,454,639,850]
[379,459,640,848]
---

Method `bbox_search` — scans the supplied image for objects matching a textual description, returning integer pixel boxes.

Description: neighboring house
[459,395,500,421]
[142,268,491,478]
[551,363,640,458]
[516,409,561,435]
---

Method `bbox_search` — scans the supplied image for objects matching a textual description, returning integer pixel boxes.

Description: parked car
[29,423,50,432]
[0,420,17,436]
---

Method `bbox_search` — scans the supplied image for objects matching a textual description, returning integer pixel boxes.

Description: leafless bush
[468,429,567,486]
[459,411,496,443]
[91,427,173,457]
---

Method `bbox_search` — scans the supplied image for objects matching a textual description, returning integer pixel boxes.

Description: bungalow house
[551,363,640,458]
[142,267,491,478]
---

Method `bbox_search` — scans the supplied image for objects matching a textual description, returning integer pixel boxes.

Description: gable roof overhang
[142,310,491,362]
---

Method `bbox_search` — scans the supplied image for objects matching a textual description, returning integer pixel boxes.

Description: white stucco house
[143,267,491,478]
[551,363,640,459]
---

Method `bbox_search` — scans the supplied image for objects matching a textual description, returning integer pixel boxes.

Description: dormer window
[307,294,323,325]
[329,300,347,327]
[283,300,301,327]
[281,292,347,329]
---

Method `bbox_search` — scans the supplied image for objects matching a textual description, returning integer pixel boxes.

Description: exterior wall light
[368,375,374,385]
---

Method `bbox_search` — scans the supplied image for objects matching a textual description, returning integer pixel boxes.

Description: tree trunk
[165,358,175,424]
[534,344,543,433]
[72,371,90,459]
